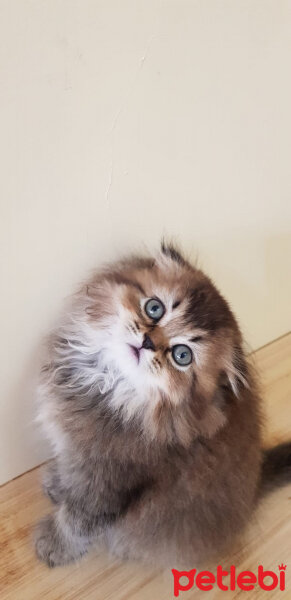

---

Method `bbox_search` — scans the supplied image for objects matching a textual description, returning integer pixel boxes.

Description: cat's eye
[145,298,165,320]
[172,344,192,366]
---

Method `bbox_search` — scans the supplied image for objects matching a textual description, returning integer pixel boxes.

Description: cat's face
[86,246,246,412]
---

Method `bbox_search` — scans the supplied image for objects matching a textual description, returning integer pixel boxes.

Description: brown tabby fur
[34,243,291,568]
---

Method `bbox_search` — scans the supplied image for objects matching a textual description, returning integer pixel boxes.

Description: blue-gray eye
[145,298,165,320]
[172,344,192,366]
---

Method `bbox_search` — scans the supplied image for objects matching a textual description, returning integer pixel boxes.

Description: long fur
[34,244,291,568]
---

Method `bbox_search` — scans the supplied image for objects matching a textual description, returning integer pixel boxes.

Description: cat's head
[83,243,249,441]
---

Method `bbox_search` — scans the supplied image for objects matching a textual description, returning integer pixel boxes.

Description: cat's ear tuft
[160,240,186,266]
[224,344,250,398]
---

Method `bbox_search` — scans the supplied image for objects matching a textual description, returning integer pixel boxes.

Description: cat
[34,243,291,568]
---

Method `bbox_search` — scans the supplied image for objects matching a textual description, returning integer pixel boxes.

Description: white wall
[0,0,290,485]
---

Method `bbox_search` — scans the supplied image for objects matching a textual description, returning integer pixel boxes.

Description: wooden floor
[1,334,291,599]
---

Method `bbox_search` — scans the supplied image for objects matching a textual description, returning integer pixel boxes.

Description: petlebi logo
[172,564,287,595]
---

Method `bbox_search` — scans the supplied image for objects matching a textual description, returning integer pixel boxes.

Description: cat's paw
[34,515,71,567]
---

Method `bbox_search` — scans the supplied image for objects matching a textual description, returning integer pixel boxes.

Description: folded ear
[224,344,250,398]
[160,240,187,266]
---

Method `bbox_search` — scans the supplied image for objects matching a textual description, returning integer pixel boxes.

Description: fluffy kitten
[35,243,291,568]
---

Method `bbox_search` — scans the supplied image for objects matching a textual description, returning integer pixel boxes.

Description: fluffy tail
[260,442,291,495]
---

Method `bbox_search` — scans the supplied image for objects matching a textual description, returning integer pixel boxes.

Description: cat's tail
[260,441,291,496]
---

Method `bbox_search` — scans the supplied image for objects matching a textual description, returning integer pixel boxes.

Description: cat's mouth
[128,344,141,363]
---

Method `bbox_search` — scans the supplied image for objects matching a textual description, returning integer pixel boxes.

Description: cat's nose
[142,334,156,351]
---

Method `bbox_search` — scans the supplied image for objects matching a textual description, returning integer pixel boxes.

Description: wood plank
[1,334,291,599]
